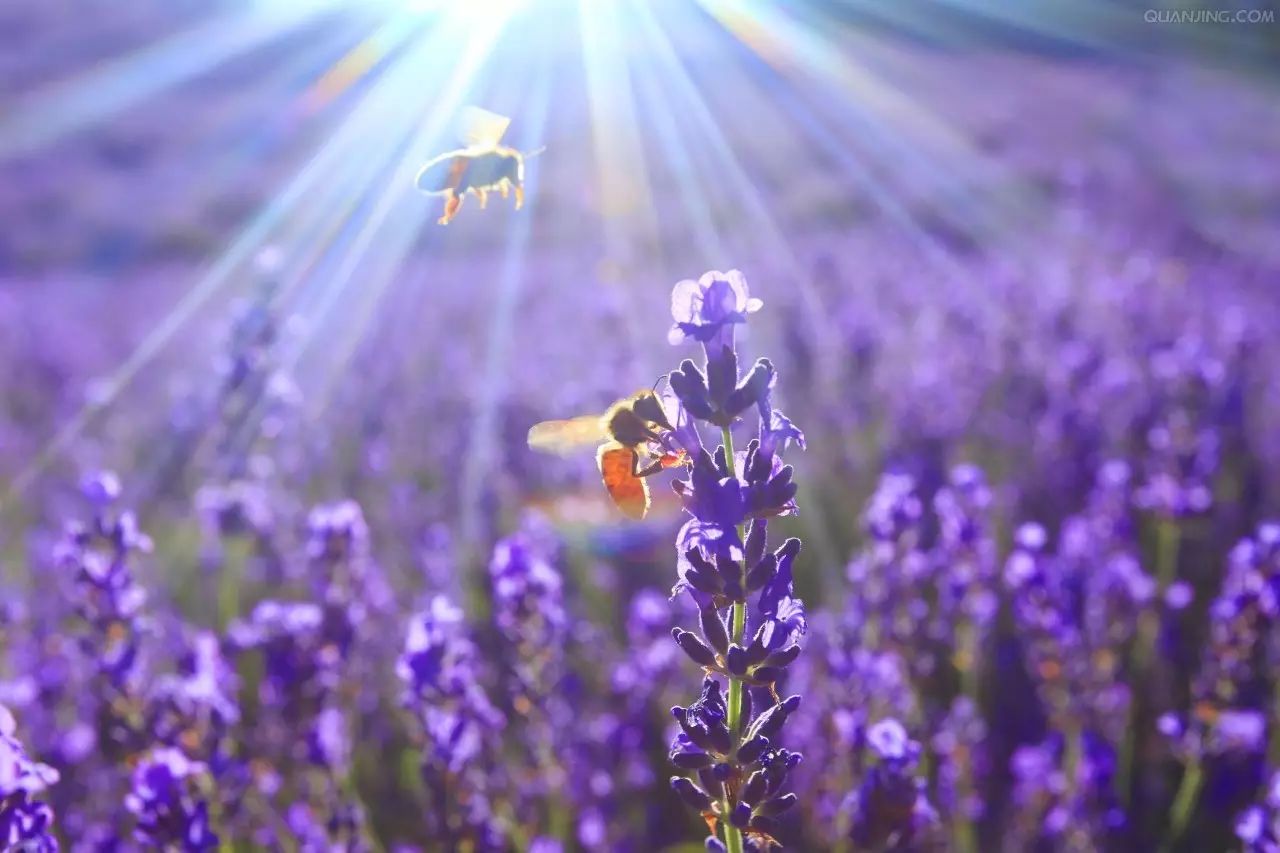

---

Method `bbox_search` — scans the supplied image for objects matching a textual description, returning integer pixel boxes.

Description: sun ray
[0,8,517,512]
[456,36,554,550]
[0,3,363,158]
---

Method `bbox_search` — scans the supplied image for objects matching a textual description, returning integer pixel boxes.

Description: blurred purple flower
[125,747,217,850]
[0,704,59,852]
[847,719,939,851]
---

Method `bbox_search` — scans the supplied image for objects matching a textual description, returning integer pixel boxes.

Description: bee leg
[634,457,666,479]
[513,183,524,210]
[498,181,510,200]
[477,188,488,209]
[438,191,463,225]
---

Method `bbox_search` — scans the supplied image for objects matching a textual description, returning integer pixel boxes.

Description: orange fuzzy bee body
[528,391,685,520]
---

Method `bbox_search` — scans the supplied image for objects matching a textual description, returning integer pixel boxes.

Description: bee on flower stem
[527,390,688,520]
[415,107,543,225]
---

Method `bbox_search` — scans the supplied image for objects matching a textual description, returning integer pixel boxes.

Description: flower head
[668,270,763,351]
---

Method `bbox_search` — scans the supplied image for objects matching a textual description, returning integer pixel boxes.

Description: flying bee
[415,107,542,225]
[527,390,688,520]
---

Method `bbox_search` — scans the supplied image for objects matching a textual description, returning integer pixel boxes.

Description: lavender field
[2,1,1279,850]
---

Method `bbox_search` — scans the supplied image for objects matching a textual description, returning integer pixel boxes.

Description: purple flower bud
[742,769,768,805]
[745,553,778,592]
[670,360,718,423]
[744,520,768,569]
[747,695,801,743]
[725,359,776,419]
[671,776,713,811]
[758,792,798,815]
[763,645,801,669]
[674,629,719,669]
[672,748,715,770]
[700,608,730,655]
[749,667,783,686]
[738,736,769,766]
[749,814,781,835]
[706,346,739,410]
[80,470,122,506]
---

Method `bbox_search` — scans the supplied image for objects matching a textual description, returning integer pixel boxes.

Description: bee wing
[597,443,649,520]
[527,415,608,455]
[460,106,511,147]
[415,149,467,194]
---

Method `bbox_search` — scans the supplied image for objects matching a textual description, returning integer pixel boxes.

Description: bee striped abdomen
[597,443,649,520]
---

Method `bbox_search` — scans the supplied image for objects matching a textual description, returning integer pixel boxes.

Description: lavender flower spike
[399,595,505,846]
[664,270,806,852]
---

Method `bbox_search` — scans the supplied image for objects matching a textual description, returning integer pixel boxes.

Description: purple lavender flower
[846,719,940,850]
[145,630,246,831]
[1236,770,1280,852]
[490,525,576,839]
[490,529,567,660]
[932,697,987,832]
[228,595,370,847]
[1162,523,1280,841]
[230,600,333,719]
[125,747,218,850]
[570,589,682,851]
[398,596,503,792]
[305,499,393,661]
[787,612,920,846]
[0,704,59,851]
[56,472,152,699]
[662,270,807,851]
[1003,523,1088,735]
[1135,342,1223,518]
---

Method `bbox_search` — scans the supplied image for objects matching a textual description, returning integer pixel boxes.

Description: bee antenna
[522,146,547,160]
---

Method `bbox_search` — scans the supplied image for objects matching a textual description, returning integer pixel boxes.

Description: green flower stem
[1269,678,1280,765]
[721,424,746,853]
[1117,518,1180,805]
[1167,757,1203,845]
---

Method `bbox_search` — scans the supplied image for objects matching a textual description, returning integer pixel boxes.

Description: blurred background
[1,0,1280,849]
